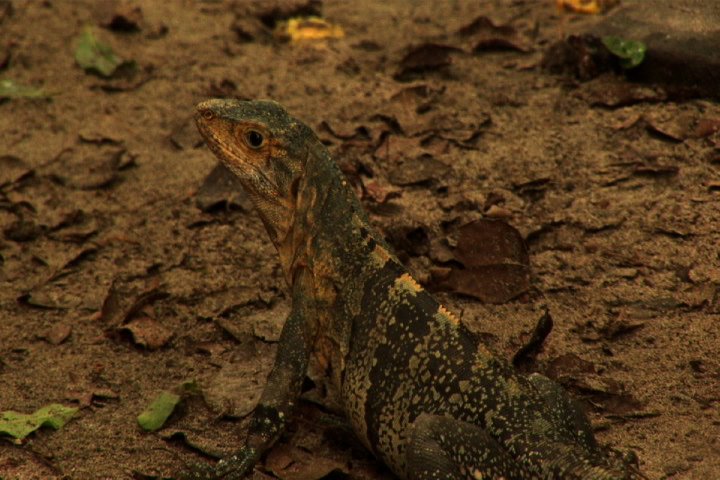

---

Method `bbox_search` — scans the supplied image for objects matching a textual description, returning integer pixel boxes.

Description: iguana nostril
[200,110,214,120]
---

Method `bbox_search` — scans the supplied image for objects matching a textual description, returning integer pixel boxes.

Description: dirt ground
[1,1,719,479]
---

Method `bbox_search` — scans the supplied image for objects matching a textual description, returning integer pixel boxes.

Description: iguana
[187,98,646,480]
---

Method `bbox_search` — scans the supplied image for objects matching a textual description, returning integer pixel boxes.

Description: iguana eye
[245,130,265,149]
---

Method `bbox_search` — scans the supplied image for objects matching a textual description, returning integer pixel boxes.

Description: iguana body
[189,99,645,480]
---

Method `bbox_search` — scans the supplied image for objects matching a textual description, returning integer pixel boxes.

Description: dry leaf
[195,162,253,213]
[122,316,173,350]
[444,219,530,303]
[457,16,532,53]
[100,278,168,327]
[395,43,463,80]
[556,0,619,14]
[387,156,450,186]
[203,349,274,418]
[43,323,72,345]
[276,16,344,42]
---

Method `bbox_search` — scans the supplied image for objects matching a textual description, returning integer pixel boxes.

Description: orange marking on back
[369,244,391,268]
[436,305,460,326]
[394,272,423,294]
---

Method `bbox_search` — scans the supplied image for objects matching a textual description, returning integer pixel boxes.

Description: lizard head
[195,98,313,245]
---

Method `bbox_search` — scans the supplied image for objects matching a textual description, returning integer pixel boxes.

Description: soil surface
[1,1,719,479]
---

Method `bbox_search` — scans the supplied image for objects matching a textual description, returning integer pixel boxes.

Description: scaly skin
[186,99,648,480]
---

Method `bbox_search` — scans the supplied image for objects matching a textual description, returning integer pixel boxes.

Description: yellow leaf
[556,0,619,14]
[277,16,344,42]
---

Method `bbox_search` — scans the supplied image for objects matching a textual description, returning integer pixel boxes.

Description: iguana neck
[274,142,376,287]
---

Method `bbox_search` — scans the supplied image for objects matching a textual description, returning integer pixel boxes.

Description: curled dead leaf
[457,16,532,53]
[195,162,253,213]
[43,323,72,345]
[100,278,168,327]
[96,0,143,33]
[692,117,720,138]
[122,316,173,350]
[360,178,401,204]
[395,43,463,81]
[0,155,33,188]
[576,74,667,107]
[203,350,274,418]
[444,219,530,303]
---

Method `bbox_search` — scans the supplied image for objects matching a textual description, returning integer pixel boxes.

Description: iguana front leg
[184,269,317,480]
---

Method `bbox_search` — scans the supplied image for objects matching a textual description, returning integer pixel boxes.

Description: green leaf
[602,35,647,69]
[0,404,78,439]
[137,391,181,432]
[74,27,133,77]
[0,79,48,99]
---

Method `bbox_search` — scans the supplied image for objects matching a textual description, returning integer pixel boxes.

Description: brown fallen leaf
[632,163,679,178]
[444,219,530,303]
[42,322,72,345]
[249,303,289,343]
[387,155,450,186]
[546,354,644,414]
[454,219,528,268]
[542,35,615,80]
[360,178,401,204]
[644,113,695,142]
[46,245,98,282]
[598,316,645,339]
[207,78,240,98]
[98,1,143,32]
[203,344,275,418]
[48,211,99,243]
[457,16,532,53]
[66,387,120,408]
[93,64,153,93]
[45,144,129,190]
[0,155,34,188]
[195,162,253,213]
[122,316,173,350]
[100,278,168,327]
[692,117,720,138]
[373,134,423,164]
[3,217,44,242]
[547,353,597,379]
[265,443,347,480]
[169,115,205,150]
[484,204,512,219]
[576,74,667,107]
[0,0,12,24]
[317,120,370,141]
[395,43,463,81]
[383,84,444,137]
[230,0,322,43]
[17,290,76,310]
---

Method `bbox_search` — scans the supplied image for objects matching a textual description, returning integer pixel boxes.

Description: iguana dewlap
[187,99,646,480]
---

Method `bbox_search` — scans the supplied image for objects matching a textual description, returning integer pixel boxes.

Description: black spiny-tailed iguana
[186,99,646,480]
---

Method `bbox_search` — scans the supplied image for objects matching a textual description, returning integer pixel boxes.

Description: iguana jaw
[195,99,296,246]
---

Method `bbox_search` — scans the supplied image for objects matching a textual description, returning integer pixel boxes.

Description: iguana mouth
[195,103,279,196]
[194,101,293,245]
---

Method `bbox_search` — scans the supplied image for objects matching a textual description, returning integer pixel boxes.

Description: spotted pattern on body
[189,98,648,480]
